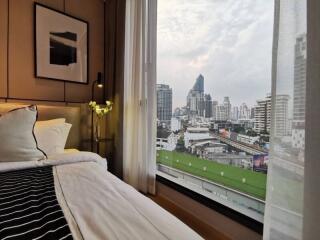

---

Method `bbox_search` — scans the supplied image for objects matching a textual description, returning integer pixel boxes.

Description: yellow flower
[88,100,113,118]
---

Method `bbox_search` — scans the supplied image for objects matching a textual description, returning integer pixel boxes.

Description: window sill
[156,174,263,235]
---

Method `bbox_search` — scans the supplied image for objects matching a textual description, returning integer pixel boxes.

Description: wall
[0,0,104,103]
[304,0,320,239]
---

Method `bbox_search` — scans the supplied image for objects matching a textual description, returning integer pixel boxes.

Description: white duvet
[0,152,203,240]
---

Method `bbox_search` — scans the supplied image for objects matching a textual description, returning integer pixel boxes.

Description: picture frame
[34,3,89,84]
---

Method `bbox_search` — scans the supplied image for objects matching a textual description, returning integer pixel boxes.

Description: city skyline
[159,74,270,111]
[157,0,274,109]
[157,76,271,124]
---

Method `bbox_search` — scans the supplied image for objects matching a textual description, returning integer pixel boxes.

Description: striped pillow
[0,105,46,162]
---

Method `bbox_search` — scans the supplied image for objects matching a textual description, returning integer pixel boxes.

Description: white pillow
[34,122,72,156]
[0,105,46,162]
[36,118,66,127]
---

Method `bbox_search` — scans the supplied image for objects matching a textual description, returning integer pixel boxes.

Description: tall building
[250,107,255,119]
[231,106,239,121]
[292,34,306,149]
[274,95,290,137]
[223,97,231,120]
[254,95,271,134]
[212,100,218,120]
[157,84,172,123]
[215,105,227,121]
[192,74,204,92]
[239,103,251,119]
[187,74,205,116]
[204,94,213,118]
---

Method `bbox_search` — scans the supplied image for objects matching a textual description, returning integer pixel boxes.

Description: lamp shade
[97,72,103,88]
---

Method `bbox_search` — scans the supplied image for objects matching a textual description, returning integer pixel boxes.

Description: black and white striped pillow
[0,105,46,162]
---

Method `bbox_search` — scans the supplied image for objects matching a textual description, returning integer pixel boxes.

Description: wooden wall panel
[8,0,65,101]
[6,99,65,106]
[65,0,104,103]
[2,0,105,103]
[0,0,8,98]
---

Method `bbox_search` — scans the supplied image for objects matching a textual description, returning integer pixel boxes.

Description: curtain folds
[123,0,157,194]
[263,0,306,239]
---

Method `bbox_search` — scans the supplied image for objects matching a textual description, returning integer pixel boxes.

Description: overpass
[212,133,268,155]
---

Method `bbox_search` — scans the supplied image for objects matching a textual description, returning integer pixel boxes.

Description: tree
[246,129,258,137]
[175,136,186,152]
[233,126,246,134]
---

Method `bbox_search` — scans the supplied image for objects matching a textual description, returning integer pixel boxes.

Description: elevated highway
[212,133,268,155]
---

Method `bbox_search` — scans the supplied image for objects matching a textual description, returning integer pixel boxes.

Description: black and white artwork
[35,4,88,83]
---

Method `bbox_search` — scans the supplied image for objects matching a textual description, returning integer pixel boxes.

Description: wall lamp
[91,72,104,101]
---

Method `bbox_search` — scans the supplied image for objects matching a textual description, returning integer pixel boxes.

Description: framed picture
[35,3,89,84]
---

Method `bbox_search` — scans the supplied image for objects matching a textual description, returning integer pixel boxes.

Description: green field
[157,150,267,200]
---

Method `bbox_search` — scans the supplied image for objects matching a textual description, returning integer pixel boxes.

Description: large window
[156,0,274,223]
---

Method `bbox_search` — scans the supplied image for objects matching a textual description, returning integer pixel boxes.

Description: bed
[0,103,202,240]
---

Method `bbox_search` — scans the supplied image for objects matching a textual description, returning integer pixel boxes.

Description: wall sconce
[92,72,104,101]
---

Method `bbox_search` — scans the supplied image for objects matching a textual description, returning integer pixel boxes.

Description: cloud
[157,0,274,109]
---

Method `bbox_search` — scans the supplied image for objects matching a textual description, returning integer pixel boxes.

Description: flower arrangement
[89,100,113,118]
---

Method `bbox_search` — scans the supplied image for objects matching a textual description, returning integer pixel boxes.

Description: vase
[94,117,101,142]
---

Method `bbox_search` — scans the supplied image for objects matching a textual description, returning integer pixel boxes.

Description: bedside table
[93,138,114,155]
[82,137,114,157]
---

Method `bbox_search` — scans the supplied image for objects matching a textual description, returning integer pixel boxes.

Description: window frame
[156,174,263,234]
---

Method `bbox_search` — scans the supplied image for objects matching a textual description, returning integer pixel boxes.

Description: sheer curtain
[123,0,157,194]
[264,0,306,239]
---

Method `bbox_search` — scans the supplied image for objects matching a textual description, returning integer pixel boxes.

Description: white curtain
[264,0,306,239]
[123,0,157,194]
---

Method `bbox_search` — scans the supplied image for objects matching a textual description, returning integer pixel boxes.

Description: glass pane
[157,0,274,222]
[263,1,306,239]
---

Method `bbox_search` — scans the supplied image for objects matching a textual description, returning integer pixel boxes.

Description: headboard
[0,103,81,149]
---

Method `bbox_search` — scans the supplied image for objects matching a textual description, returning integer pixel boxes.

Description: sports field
[157,150,267,200]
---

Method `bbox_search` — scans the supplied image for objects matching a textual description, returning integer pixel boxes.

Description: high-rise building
[254,95,271,133]
[223,97,231,120]
[239,103,251,119]
[250,107,255,119]
[187,74,205,116]
[216,105,227,121]
[157,84,172,123]
[274,95,290,137]
[212,100,218,120]
[193,74,204,92]
[231,106,239,121]
[292,34,306,149]
[204,94,212,118]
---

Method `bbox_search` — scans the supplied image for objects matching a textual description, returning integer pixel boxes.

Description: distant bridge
[212,134,268,155]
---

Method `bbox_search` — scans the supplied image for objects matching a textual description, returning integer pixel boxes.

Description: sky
[157,0,274,109]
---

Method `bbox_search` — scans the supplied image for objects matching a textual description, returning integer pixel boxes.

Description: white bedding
[0,152,202,240]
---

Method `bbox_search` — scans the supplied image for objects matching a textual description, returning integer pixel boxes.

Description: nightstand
[93,138,114,155]
[82,137,114,158]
